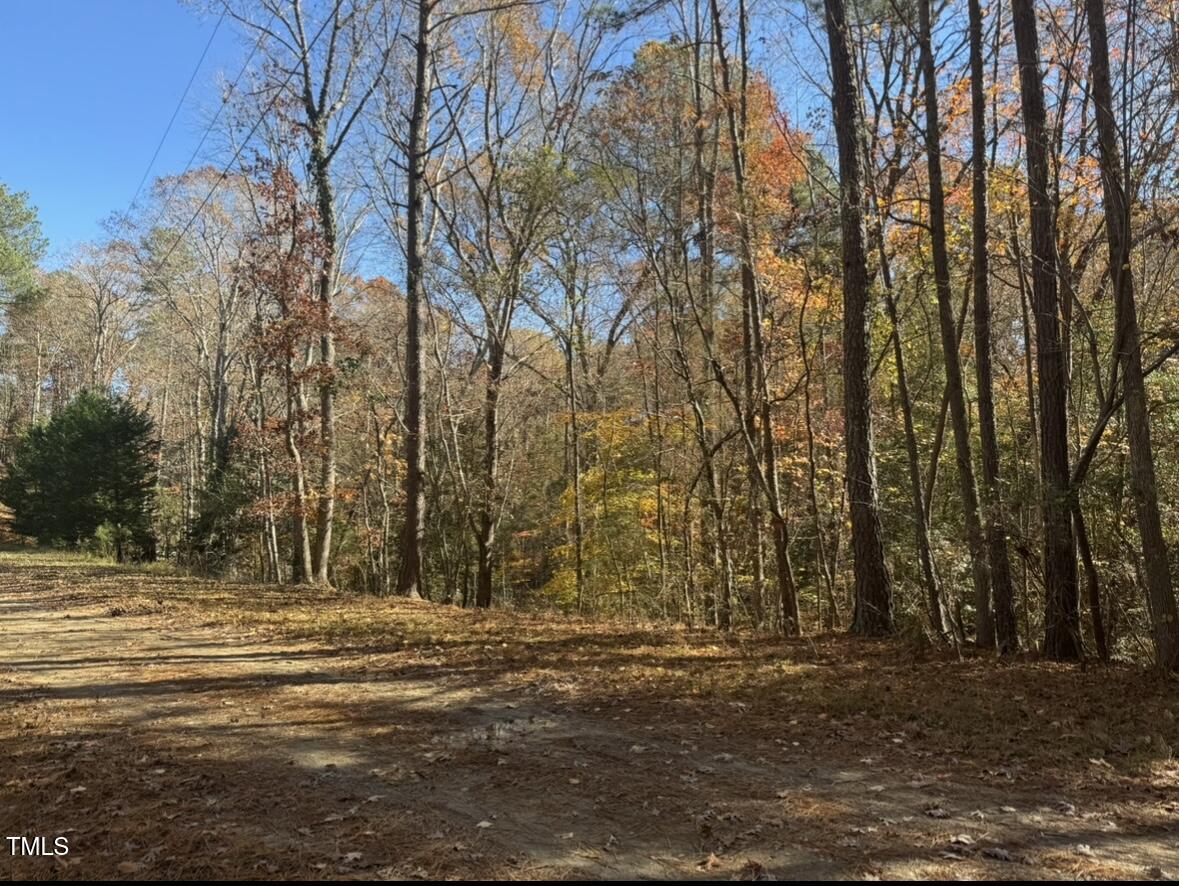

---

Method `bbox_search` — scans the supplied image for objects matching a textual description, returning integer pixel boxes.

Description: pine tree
[1,391,157,560]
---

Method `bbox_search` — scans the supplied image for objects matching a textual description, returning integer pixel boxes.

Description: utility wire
[140,11,276,235]
[125,9,226,216]
[151,12,334,272]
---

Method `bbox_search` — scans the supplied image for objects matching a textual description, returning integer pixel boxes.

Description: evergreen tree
[0,391,157,560]
[188,425,253,575]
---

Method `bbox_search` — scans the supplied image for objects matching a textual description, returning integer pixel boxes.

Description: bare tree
[225,0,389,585]
[70,242,143,390]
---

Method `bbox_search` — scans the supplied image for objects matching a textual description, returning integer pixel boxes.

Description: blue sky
[1,1,243,265]
[1,0,830,273]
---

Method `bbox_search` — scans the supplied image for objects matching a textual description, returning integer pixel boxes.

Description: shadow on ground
[2,555,1178,880]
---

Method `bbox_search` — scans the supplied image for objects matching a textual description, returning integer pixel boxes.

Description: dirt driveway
[2,557,1178,879]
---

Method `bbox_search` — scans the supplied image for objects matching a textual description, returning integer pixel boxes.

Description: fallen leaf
[697,852,721,871]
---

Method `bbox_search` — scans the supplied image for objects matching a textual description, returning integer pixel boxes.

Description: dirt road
[2,557,1178,879]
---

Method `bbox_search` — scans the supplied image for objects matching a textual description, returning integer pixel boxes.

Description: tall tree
[226,0,389,585]
[69,242,142,390]
[915,0,993,647]
[244,162,326,585]
[710,0,800,634]
[395,0,434,599]
[1010,0,1080,659]
[1084,0,1179,670]
[823,0,893,634]
[0,182,47,301]
[967,0,1018,654]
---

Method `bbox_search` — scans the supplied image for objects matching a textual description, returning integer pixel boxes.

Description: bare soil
[2,552,1178,880]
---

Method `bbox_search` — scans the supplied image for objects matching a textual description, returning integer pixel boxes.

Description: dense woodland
[2,0,1179,668]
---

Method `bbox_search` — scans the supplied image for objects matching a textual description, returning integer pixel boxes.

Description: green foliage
[187,427,255,575]
[0,391,158,560]
[0,181,47,301]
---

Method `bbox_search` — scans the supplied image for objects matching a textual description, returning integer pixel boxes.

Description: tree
[709,0,801,634]
[0,182,46,301]
[1084,0,1179,670]
[823,0,893,635]
[395,0,434,599]
[967,0,1018,654]
[915,0,993,647]
[0,390,158,560]
[68,241,143,391]
[225,0,390,586]
[244,162,328,585]
[1010,0,1081,659]
[430,5,604,609]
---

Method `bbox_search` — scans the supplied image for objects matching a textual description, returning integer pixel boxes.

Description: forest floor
[2,551,1178,880]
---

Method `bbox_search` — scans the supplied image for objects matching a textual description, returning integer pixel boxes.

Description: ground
[1,552,1178,880]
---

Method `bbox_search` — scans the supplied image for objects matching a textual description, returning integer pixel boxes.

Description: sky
[0,0,831,273]
[1,0,245,266]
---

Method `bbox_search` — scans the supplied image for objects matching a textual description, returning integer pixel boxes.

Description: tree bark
[1084,0,1179,670]
[968,0,1019,653]
[396,0,432,600]
[309,129,338,586]
[880,257,944,638]
[285,363,314,585]
[565,323,586,614]
[1010,0,1080,659]
[474,338,503,608]
[1073,498,1109,662]
[917,0,992,647]
[824,0,893,634]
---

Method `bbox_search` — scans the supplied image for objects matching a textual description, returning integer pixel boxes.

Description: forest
[2,0,1179,879]
[4,0,1173,663]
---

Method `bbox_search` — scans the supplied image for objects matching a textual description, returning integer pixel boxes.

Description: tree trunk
[474,339,503,609]
[969,0,1019,653]
[309,132,338,587]
[1073,498,1109,662]
[800,300,837,629]
[824,0,893,634]
[32,331,43,421]
[565,329,587,614]
[285,370,314,585]
[708,0,800,634]
[1084,0,1179,670]
[1010,0,1080,660]
[396,0,431,600]
[881,267,944,638]
[917,0,992,647]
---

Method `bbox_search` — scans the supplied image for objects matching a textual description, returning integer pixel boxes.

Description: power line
[151,12,335,273]
[139,12,276,234]
[126,9,226,216]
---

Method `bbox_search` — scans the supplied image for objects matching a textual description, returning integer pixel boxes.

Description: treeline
[2,0,1179,668]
